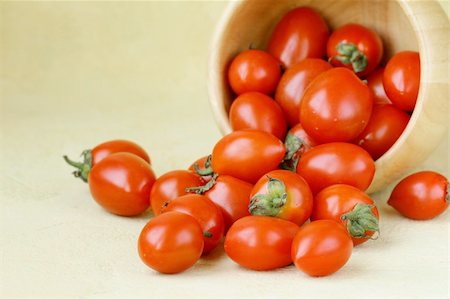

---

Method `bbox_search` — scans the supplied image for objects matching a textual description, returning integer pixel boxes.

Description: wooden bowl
[207,0,449,193]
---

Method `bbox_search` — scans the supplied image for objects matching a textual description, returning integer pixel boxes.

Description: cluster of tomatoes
[64,6,449,277]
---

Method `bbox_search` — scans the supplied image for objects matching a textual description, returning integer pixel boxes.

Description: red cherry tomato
[366,68,392,105]
[312,184,380,246]
[229,92,287,140]
[190,174,253,232]
[275,58,332,127]
[281,123,319,171]
[249,170,313,226]
[138,211,204,274]
[64,139,150,182]
[88,153,156,216]
[188,155,213,183]
[383,51,420,112]
[327,23,383,77]
[161,194,224,254]
[228,49,281,95]
[211,130,285,184]
[291,220,353,277]
[150,170,203,215]
[388,171,449,220]
[354,104,410,160]
[267,7,329,68]
[300,68,373,143]
[296,142,375,195]
[224,216,299,271]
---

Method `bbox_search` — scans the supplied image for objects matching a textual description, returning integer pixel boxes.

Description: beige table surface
[1,1,449,298]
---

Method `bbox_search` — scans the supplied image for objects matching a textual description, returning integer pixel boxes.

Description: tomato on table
[296,142,375,195]
[366,68,392,105]
[211,130,285,184]
[64,139,150,182]
[291,220,353,277]
[224,216,299,271]
[229,92,287,140]
[149,170,203,215]
[87,153,156,216]
[249,170,313,226]
[275,58,332,127]
[267,7,329,68]
[138,211,204,274]
[161,194,224,254]
[327,23,383,77]
[388,171,449,220]
[228,49,281,95]
[299,67,373,143]
[312,184,379,246]
[383,51,420,112]
[354,104,410,160]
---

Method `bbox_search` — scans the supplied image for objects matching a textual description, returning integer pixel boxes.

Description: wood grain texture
[208,0,449,193]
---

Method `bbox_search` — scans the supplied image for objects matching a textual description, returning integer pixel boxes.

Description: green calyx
[193,154,214,177]
[249,176,287,217]
[63,150,92,183]
[341,203,379,239]
[186,173,219,195]
[334,42,368,73]
[280,133,304,172]
[446,182,450,202]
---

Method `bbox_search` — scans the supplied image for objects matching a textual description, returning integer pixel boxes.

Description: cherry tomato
[275,58,332,127]
[388,171,449,220]
[354,104,410,160]
[161,194,224,254]
[188,174,253,232]
[188,155,213,183]
[296,142,375,195]
[249,170,313,226]
[64,139,150,182]
[229,92,287,140]
[366,68,392,105]
[300,68,373,143]
[88,153,156,216]
[280,123,318,171]
[211,130,285,184]
[149,170,203,215]
[267,7,329,68]
[383,51,420,112]
[311,184,379,246]
[224,216,299,271]
[228,49,281,95]
[327,23,383,77]
[138,211,204,274]
[291,220,353,277]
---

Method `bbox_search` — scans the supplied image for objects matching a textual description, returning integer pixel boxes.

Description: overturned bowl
[208,0,449,193]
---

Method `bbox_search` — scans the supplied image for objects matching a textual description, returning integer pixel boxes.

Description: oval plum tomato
[224,216,299,271]
[187,174,253,232]
[296,142,375,195]
[327,23,383,77]
[150,170,203,215]
[88,153,156,216]
[354,104,410,160]
[280,123,318,171]
[366,68,392,105]
[299,67,373,143]
[229,92,287,140]
[138,211,204,274]
[161,194,224,254]
[383,51,420,112]
[267,7,329,68]
[228,49,281,95]
[388,171,449,220]
[249,170,313,226]
[188,155,213,183]
[275,58,332,127]
[64,139,150,182]
[312,184,379,246]
[211,130,285,184]
[291,220,353,277]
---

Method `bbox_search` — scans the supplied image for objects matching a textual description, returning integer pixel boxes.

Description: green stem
[62,150,92,183]
[446,182,450,202]
[248,176,287,217]
[203,231,213,238]
[193,155,214,177]
[186,173,219,194]
[334,42,368,73]
[341,203,379,239]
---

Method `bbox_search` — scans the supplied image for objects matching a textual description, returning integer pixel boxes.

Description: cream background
[0,1,449,298]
